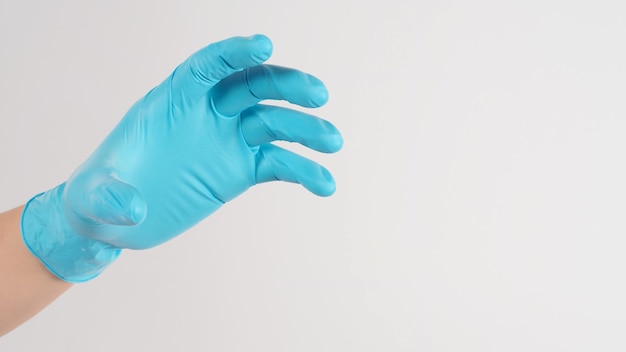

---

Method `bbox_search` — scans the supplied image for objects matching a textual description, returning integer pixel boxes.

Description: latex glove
[21,35,343,283]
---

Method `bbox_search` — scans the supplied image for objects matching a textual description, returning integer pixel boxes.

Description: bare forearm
[0,205,72,336]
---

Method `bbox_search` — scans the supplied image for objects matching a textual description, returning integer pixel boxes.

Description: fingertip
[310,167,336,197]
[316,182,336,197]
[248,34,273,63]
[327,131,344,153]
[315,132,343,154]
[309,78,329,107]
[92,177,147,226]
[317,119,343,153]
[129,196,148,225]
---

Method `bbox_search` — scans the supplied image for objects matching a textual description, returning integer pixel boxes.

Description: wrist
[20,183,121,283]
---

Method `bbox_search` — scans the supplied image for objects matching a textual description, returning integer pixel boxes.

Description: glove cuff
[20,183,121,283]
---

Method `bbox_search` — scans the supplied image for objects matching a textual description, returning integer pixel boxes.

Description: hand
[21,35,343,282]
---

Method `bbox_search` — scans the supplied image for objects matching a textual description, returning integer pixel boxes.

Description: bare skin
[0,206,72,336]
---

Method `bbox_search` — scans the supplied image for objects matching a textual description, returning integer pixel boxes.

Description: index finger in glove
[171,34,273,104]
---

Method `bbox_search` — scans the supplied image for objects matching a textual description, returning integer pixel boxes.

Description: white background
[2,0,626,351]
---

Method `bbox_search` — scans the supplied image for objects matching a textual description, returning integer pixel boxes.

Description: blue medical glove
[20,35,343,283]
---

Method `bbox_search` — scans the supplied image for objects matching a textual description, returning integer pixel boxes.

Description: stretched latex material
[20,35,342,283]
